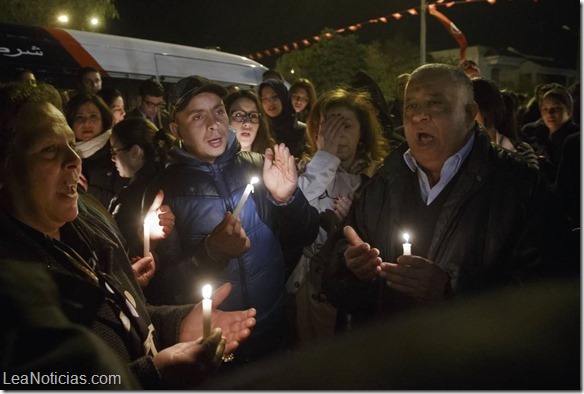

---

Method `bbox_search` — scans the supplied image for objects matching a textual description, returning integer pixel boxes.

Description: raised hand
[263,143,297,203]
[343,225,382,281]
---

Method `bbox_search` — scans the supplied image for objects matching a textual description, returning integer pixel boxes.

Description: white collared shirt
[403,133,475,205]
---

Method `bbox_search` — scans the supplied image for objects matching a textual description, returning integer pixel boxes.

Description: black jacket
[81,142,128,209]
[0,196,193,388]
[259,79,307,158]
[521,118,580,183]
[325,130,575,321]
[108,163,163,257]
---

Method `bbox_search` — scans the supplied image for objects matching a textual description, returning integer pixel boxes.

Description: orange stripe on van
[44,26,109,77]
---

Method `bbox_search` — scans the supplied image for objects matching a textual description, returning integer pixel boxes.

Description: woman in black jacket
[259,78,308,159]
[108,117,176,287]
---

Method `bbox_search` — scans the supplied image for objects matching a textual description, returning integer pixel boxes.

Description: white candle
[202,284,212,338]
[232,176,259,219]
[143,212,158,257]
[143,218,150,257]
[402,233,412,256]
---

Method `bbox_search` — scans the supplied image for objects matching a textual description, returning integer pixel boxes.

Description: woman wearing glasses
[65,93,127,208]
[108,118,175,287]
[224,90,275,153]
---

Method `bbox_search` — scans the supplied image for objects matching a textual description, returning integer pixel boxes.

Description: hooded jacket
[259,79,307,158]
[149,131,319,362]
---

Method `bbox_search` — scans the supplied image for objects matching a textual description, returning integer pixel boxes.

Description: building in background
[431,45,578,94]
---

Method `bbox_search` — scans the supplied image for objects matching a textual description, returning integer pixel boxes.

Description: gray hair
[409,63,474,104]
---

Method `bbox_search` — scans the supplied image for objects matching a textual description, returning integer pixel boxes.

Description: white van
[0,23,267,101]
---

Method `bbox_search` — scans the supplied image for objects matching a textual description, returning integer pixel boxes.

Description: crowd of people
[1,60,579,389]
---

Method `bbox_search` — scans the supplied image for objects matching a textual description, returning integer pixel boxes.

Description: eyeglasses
[230,111,261,124]
[110,146,130,157]
[143,99,165,108]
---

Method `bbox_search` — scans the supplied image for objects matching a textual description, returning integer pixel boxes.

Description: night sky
[107,0,580,70]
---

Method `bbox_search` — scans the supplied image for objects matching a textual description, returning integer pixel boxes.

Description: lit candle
[402,233,412,256]
[143,218,150,258]
[143,212,157,257]
[202,284,212,338]
[232,176,259,219]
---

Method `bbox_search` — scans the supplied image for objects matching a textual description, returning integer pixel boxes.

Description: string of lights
[247,0,508,60]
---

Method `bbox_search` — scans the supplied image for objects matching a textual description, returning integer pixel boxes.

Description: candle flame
[250,176,259,185]
[403,233,410,243]
[144,211,158,227]
[202,284,212,299]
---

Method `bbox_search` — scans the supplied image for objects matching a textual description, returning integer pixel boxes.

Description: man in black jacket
[325,63,576,323]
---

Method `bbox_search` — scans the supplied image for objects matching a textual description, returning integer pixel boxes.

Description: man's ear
[466,101,480,126]
[169,121,181,140]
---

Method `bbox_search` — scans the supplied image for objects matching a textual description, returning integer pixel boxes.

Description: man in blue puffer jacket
[145,76,319,366]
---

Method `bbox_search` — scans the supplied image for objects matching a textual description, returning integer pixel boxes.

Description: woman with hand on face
[224,90,275,154]
[109,117,175,287]
[65,93,127,208]
[0,83,256,389]
[288,88,389,346]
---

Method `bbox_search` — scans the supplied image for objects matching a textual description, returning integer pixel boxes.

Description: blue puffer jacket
[148,131,319,362]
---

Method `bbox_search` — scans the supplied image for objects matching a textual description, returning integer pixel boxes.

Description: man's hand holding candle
[378,255,450,303]
[205,212,250,262]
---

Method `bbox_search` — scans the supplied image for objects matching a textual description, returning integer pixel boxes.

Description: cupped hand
[377,254,450,303]
[154,328,225,388]
[179,283,257,354]
[343,225,381,281]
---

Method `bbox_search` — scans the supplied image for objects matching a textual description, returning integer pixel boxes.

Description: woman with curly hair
[289,87,390,346]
